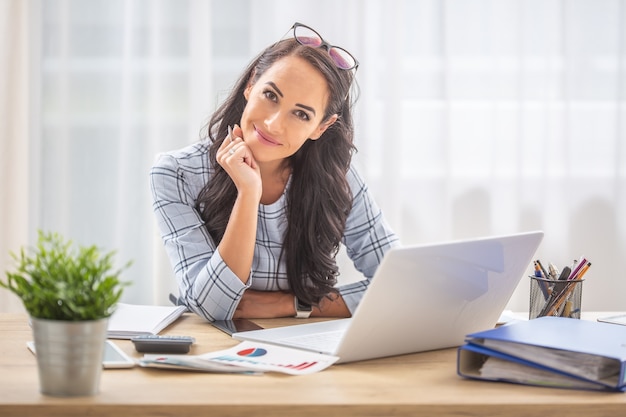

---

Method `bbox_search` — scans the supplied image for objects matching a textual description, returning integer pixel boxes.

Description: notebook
[233,231,544,363]
[107,303,187,339]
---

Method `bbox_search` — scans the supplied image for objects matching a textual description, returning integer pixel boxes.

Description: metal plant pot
[31,317,108,396]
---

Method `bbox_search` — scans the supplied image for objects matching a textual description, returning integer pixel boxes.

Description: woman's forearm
[234,289,351,319]
[218,192,259,283]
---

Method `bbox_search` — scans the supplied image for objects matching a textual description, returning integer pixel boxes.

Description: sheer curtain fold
[331,0,626,310]
[4,0,625,312]
[0,0,30,313]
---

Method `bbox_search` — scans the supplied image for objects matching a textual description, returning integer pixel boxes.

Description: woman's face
[241,55,337,164]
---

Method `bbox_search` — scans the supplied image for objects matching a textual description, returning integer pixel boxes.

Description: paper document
[479,355,611,391]
[139,341,339,375]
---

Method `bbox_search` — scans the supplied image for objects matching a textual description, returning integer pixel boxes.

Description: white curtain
[1,0,624,313]
[0,0,30,313]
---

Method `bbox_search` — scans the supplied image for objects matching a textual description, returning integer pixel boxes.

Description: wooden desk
[1,312,625,417]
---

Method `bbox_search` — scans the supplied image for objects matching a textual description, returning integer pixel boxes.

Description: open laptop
[233,231,544,363]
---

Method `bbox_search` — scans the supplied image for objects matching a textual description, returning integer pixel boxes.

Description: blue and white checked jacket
[150,140,399,321]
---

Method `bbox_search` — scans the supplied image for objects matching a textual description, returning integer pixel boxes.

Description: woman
[150,23,399,322]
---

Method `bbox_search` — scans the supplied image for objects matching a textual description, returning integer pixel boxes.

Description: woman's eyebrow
[296,103,316,116]
[266,81,316,116]
[266,82,283,97]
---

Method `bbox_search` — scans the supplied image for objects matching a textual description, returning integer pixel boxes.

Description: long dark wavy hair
[196,38,357,306]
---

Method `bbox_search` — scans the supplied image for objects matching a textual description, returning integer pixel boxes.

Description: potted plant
[0,230,130,396]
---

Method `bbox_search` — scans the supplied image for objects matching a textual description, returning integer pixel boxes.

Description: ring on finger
[229,148,236,155]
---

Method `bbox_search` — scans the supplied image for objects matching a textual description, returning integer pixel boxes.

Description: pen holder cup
[529,276,583,320]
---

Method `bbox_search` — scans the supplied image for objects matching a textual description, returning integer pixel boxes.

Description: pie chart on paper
[237,347,267,357]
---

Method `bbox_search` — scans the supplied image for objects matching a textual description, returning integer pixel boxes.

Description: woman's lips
[255,127,281,146]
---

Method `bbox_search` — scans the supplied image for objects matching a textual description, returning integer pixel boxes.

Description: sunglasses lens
[294,25,322,47]
[292,24,358,71]
[329,47,356,70]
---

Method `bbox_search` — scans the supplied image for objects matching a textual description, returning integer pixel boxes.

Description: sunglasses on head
[288,22,359,71]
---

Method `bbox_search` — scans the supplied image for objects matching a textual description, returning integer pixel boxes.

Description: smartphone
[211,319,263,336]
[27,340,136,369]
[101,340,136,368]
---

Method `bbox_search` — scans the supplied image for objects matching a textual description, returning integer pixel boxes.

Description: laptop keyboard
[281,330,343,352]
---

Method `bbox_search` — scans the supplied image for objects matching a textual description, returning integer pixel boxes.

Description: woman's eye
[294,110,310,121]
[261,89,311,121]
[263,90,278,101]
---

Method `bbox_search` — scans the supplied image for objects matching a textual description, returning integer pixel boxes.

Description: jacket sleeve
[149,151,250,321]
[339,165,400,314]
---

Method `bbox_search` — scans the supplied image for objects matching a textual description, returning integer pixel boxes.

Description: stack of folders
[457,317,626,392]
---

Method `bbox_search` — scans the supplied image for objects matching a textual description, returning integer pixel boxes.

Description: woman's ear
[244,70,256,100]
[310,114,339,140]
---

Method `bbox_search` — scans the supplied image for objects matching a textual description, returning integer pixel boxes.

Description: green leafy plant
[0,230,131,321]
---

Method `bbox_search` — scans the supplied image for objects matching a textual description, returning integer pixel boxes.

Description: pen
[552,266,571,300]
[535,259,550,280]
[563,300,572,317]
[548,263,559,279]
[554,266,571,291]
[567,256,587,280]
[572,262,591,281]
[533,262,551,300]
